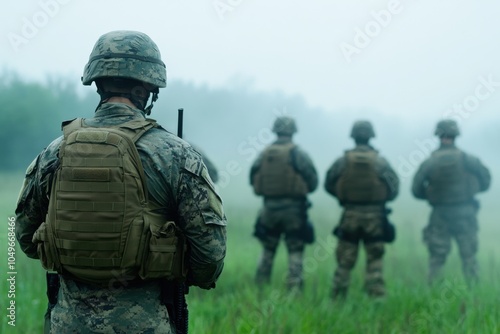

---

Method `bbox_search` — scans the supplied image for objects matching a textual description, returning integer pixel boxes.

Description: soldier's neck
[440,138,455,147]
[105,96,136,108]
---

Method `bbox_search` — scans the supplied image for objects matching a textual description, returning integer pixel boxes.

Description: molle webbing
[426,149,479,205]
[44,118,163,284]
[252,143,308,197]
[335,150,388,204]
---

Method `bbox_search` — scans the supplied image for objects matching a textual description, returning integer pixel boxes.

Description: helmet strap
[144,91,158,116]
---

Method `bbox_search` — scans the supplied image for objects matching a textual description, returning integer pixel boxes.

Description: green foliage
[2,173,500,333]
[0,71,95,171]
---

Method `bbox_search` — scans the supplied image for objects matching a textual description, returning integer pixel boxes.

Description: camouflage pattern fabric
[51,280,173,333]
[412,144,491,201]
[15,102,227,332]
[250,137,318,289]
[325,144,399,200]
[412,143,490,285]
[82,30,167,88]
[325,144,399,299]
[272,116,297,136]
[332,207,386,298]
[255,202,309,289]
[423,204,478,285]
[350,120,375,139]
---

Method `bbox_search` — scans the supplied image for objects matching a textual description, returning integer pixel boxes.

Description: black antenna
[177,108,184,139]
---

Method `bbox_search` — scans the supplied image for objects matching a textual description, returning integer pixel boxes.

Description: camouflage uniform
[412,120,490,285]
[325,121,399,299]
[250,117,318,290]
[15,31,226,333]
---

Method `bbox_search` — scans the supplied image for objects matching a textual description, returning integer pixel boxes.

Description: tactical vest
[335,150,388,204]
[34,118,187,285]
[252,143,308,197]
[426,149,480,205]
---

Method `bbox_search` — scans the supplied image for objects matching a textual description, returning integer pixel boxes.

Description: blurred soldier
[15,30,227,333]
[325,120,399,299]
[412,119,490,285]
[191,144,219,183]
[250,116,318,290]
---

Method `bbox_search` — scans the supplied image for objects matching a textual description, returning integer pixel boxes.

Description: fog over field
[1,1,499,332]
[1,0,499,247]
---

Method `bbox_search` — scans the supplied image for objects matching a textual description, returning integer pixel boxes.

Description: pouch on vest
[252,143,308,197]
[426,149,480,205]
[335,150,388,204]
[140,219,188,280]
[38,118,188,285]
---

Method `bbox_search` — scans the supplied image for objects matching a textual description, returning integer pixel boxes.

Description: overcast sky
[1,0,499,127]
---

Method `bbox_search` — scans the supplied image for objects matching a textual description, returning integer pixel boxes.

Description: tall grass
[1,172,499,333]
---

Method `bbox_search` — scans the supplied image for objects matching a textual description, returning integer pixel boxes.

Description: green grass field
[1,172,499,333]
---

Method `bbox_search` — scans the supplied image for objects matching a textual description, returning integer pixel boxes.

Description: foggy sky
[1,0,499,126]
[1,0,498,236]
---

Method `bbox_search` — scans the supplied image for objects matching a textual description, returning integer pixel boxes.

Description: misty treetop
[2,70,499,178]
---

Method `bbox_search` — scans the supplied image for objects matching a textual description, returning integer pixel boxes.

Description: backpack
[33,118,187,284]
[252,143,308,197]
[335,150,388,204]
[426,149,480,204]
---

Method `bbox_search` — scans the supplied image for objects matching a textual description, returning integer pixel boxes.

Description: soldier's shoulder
[38,136,64,171]
[139,127,204,169]
[461,150,488,169]
[140,126,192,152]
[290,143,308,154]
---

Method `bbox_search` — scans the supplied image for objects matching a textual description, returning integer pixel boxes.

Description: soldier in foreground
[325,120,399,299]
[250,116,318,290]
[15,30,227,333]
[412,119,490,285]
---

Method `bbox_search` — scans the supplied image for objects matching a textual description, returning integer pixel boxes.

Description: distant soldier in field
[250,116,318,290]
[15,30,226,333]
[412,119,490,285]
[325,120,399,299]
[191,144,219,183]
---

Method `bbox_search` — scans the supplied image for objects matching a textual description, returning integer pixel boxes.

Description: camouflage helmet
[272,116,297,135]
[82,30,167,88]
[350,120,375,139]
[435,119,460,137]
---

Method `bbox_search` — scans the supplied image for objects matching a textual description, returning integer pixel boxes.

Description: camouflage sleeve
[377,156,399,201]
[15,156,43,259]
[324,157,344,197]
[249,151,264,185]
[178,148,227,289]
[291,146,318,193]
[411,159,430,200]
[15,139,61,259]
[464,153,491,192]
